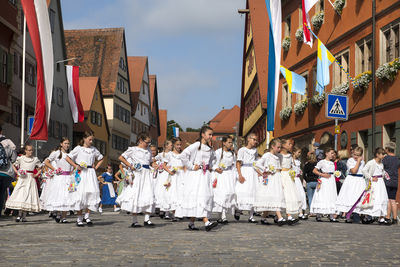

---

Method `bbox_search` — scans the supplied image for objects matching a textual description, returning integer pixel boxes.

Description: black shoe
[345,219,353,223]
[383,218,392,225]
[55,217,61,223]
[329,218,339,223]
[253,212,261,217]
[15,217,21,222]
[171,218,178,222]
[234,211,240,221]
[392,219,398,225]
[144,220,155,227]
[299,214,308,220]
[205,221,218,232]
[76,221,84,227]
[217,219,229,224]
[316,217,323,222]
[260,219,271,225]
[159,212,165,219]
[85,219,93,226]
[61,219,68,224]
[248,218,257,223]
[287,218,299,225]
[188,223,199,231]
[277,219,286,226]
[164,215,171,221]
[130,222,142,228]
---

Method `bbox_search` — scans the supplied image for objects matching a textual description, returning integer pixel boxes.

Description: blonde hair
[307,152,317,163]
[337,149,349,160]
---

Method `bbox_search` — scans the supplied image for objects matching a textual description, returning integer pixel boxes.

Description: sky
[61,0,246,129]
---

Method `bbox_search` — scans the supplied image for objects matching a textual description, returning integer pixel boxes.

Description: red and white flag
[21,0,53,140]
[302,0,318,47]
[66,65,84,123]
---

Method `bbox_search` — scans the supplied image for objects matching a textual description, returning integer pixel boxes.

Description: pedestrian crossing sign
[326,94,348,120]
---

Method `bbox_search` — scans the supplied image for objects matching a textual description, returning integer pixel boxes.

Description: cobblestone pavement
[0,209,399,266]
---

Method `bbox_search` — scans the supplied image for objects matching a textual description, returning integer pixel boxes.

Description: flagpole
[20,16,26,148]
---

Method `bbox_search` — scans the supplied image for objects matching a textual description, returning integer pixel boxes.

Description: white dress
[116,146,155,214]
[175,142,215,218]
[235,147,258,211]
[359,160,388,217]
[160,151,185,212]
[154,152,169,209]
[212,149,237,213]
[335,157,366,213]
[310,160,337,214]
[39,159,56,211]
[293,159,307,211]
[254,152,285,212]
[6,156,41,212]
[280,153,301,215]
[67,146,103,212]
[45,150,75,211]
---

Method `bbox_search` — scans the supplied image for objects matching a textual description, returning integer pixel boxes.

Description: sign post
[326,94,348,150]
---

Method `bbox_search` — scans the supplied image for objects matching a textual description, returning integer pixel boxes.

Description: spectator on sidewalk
[313,142,324,161]
[303,152,319,211]
[0,125,17,216]
[383,141,399,225]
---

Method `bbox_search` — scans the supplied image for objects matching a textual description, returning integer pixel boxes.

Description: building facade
[149,74,160,146]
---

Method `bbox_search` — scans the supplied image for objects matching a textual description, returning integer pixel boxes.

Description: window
[90,111,102,126]
[282,83,291,108]
[356,36,372,75]
[56,88,63,107]
[114,104,130,123]
[119,78,127,94]
[94,139,106,155]
[62,123,68,138]
[333,50,349,87]
[49,9,55,33]
[1,53,7,83]
[119,57,126,71]
[112,134,129,151]
[284,15,291,38]
[315,0,324,13]
[11,99,21,127]
[297,73,308,102]
[312,65,317,94]
[14,53,18,75]
[26,62,35,86]
[381,20,400,64]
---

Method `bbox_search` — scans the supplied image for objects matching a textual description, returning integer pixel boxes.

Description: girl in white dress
[39,156,56,215]
[162,137,184,221]
[6,144,41,222]
[280,139,301,224]
[359,147,389,224]
[66,131,104,227]
[292,146,307,220]
[44,137,74,223]
[212,136,237,224]
[335,146,365,223]
[154,140,172,216]
[175,126,218,231]
[117,133,156,227]
[311,147,338,222]
[254,138,286,226]
[235,133,260,223]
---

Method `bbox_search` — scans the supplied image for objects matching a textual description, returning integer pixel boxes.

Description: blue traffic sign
[326,94,348,120]
[28,116,34,135]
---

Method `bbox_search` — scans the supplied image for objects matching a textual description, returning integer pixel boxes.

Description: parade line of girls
[4,128,398,230]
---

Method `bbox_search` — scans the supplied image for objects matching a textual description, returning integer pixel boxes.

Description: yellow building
[239,0,271,155]
[77,77,110,170]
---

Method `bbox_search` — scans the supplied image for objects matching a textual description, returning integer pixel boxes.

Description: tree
[186,127,200,132]
[166,120,183,140]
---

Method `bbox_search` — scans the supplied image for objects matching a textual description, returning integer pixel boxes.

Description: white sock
[379,218,385,222]
[144,214,150,222]
[84,213,90,220]
[278,217,284,222]
[77,215,83,222]
[221,209,227,220]
[288,215,293,220]
[249,208,254,220]
[132,215,138,224]
[205,221,211,226]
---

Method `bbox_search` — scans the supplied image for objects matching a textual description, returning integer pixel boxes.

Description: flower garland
[331,82,349,95]
[294,99,308,116]
[333,0,346,15]
[352,71,372,92]
[311,93,325,106]
[295,28,304,42]
[311,12,324,30]
[282,36,291,51]
[279,106,292,121]
[376,58,400,82]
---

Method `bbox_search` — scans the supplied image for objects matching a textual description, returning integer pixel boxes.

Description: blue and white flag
[266,0,282,131]
[173,127,179,137]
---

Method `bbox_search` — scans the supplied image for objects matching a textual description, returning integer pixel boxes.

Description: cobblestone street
[0,209,399,266]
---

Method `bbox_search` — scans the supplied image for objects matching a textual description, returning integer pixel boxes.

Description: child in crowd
[98,164,120,213]
[293,146,307,220]
[154,140,172,217]
[383,142,399,225]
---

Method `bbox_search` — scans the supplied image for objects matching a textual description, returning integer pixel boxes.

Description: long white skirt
[46,174,74,211]
[310,175,337,214]
[70,168,101,212]
[212,169,237,212]
[175,169,213,218]
[154,170,168,209]
[294,177,307,211]
[39,177,54,211]
[281,171,301,215]
[116,168,155,214]
[254,172,285,212]
[336,175,366,213]
[235,166,258,211]
[358,178,388,217]
[161,170,184,212]
[6,174,40,212]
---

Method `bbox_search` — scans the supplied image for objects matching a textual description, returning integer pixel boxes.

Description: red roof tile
[212,105,240,134]
[127,56,147,115]
[179,132,199,148]
[79,77,99,111]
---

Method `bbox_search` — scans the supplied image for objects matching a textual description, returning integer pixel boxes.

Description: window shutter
[7,52,13,85]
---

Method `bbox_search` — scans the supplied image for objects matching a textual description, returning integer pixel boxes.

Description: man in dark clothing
[383,141,399,224]
[304,151,319,209]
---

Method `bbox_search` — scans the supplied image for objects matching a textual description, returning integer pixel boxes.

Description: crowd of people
[0,124,398,231]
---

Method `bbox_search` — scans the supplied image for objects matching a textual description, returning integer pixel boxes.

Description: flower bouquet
[55,168,63,175]
[219,162,227,170]
[334,170,342,182]
[133,162,142,171]
[164,177,171,191]
[289,170,296,181]
[18,169,27,177]
[79,162,87,169]
[68,182,77,192]
[383,171,391,181]
[316,179,322,191]
[212,178,218,188]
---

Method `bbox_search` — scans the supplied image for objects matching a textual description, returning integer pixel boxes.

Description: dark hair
[293,145,301,153]
[79,131,94,146]
[374,147,385,158]
[149,144,157,149]
[245,132,257,146]
[220,135,234,160]
[324,147,334,156]
[136,132,150,145]
[171,137,182,145]
[269,138,281,151]
[197,125,213,150]
[57,137,70,159]
[23,143,33,155]
[350,144,358,151]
